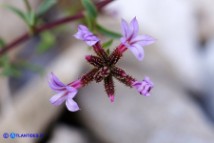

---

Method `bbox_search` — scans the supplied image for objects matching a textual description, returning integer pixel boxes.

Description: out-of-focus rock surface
[47,125,89,143]
[0,77,11,116]
[201,38,214,120]
[107,0,203,91]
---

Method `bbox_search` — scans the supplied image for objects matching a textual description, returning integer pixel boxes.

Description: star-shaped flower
[120,17,155,61]
[48,73,81,112]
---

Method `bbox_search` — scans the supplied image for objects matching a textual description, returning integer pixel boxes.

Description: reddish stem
[117,43,127,53]
[0,0,114,56]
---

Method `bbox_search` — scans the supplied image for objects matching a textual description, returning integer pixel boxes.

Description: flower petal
[86,39,99,46]
[74,25,99,46]
[120,37,127,45]
[49,91,67,106]
[130,17,139,38]
[133,34,156,47]
[48,72,65,91]
[132,77,154,96]
[78,25,89,31]
[121,19,130,38]
[66,86,78,98]
[65,98,80,112]
[128,44,144,61]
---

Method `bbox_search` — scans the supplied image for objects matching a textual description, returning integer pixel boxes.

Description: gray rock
[107,0,202,91]
[48,125,89,143]
[201,38,214,120]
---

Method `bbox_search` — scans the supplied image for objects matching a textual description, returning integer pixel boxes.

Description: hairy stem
[0,0,114,56]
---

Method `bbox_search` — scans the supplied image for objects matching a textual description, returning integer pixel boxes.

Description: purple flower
[120,17,155,61]
[132,77,154,96]
[48,72,80,112]
[74,25,99,46]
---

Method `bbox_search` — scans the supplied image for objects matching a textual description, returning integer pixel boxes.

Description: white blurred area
[0,0,214,143]
[107,0,210,90]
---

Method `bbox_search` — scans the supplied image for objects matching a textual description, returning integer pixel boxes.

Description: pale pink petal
[121,19,130,38]
[74,25,99,46]
[73,32,82,39]
[86,40,99,47]
[78,25,88,31]
[130,17,139,38]
[128,44,144,61]
[49,92,67,106]
[66,86,78,98]
[142,86,150,95]
[132,77,154,96]
[65,98,80,112]
[49,72,65,86]
[48,73,65,91]
[133,34,156,46]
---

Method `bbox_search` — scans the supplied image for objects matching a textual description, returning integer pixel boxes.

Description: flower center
[94,66,111,82]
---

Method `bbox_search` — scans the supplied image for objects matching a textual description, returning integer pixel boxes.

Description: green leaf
[26,11,36,26]
[3,5,37,28]
[3,5,29,24]
[102,39,113,49]
[2,64,21,77]
[106,48,110,55]
[37,31,55,53]
[0,55,7,66]
[37,0,57,16]
[0,55,21,77]
[96,24,122,39]
[82,0,97,30]
[81,0,97,18]
[0,38,6,48]
[85,13,93,30]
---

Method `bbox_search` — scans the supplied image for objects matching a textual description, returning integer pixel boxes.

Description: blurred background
[0,0,214,143]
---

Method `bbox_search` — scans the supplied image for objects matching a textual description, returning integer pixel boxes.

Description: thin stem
[23,0,31,12]
[0,0,114,56]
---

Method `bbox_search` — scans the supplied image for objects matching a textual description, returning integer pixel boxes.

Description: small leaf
[26,11,36,26]
[82,0,97,30]
[0,55,21,77]
[37,0,57,16]
[81,0,97,18]
[3,5,29,24]
[0,38,6,48]
[37,31,55,53]
[106,49,110,55]
[2,4,37,28]
[102,39,113,49]
[96,24,122,39]
[0,55,8,66]
[85,13,93,30]
[2,64,21,77]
